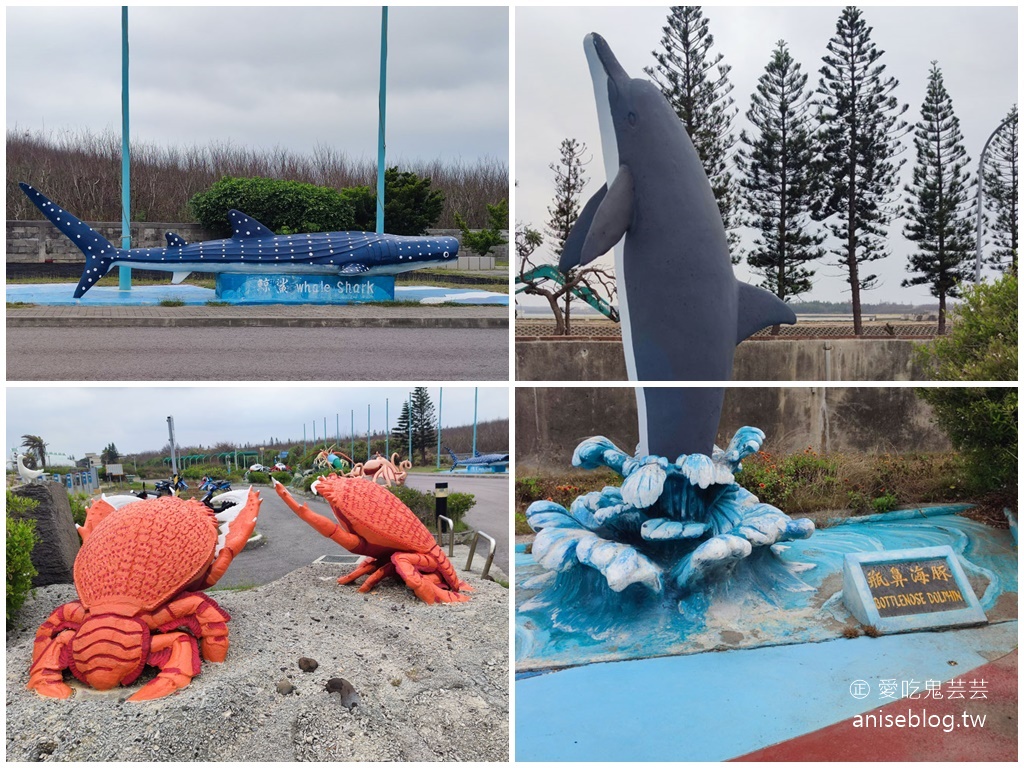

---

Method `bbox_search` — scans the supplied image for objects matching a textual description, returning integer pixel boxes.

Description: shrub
[386,485,475,531]
[917,272,1017,381]
[181,464,229,481]
[917,388,1018,493]
[189,176,356,237]
[246,470,270,485]
[7,492,40,628]
[68,492,89,527]
[271,471,292,485]
[871,491,899,514]
[455,199,509,256]
[343,167,445,234]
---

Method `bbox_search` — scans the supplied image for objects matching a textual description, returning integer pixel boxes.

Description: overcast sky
[6,386,509,462]
[515,6,1017,306]
[6,6,509,164]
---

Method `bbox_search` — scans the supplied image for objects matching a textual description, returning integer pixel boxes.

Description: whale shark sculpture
[558,33,797,457]
[444,446,510,469]
[19,183,459,299]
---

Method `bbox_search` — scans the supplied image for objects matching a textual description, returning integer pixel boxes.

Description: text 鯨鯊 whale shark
[19,183,460,299]
[558,33,797,459]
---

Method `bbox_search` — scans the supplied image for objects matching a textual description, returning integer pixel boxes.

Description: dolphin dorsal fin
[580,165,633,266]
[735,282,798,343]
[228,210,275,239]
[165,232,188,247]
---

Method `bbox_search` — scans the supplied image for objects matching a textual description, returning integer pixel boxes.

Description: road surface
[6,326,508,380]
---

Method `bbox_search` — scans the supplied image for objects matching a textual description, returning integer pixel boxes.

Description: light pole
[975,114,1016,281]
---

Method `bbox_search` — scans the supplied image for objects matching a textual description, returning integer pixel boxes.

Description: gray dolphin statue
[559,33,797,459]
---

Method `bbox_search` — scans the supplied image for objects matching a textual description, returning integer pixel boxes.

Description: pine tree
[736,40,823,322]
[902,62,975,335]
[982,105,1018,274]
[813,6,909,335]
[408,387,437,465]
[101,442,120,465]
[390,400,413,458]
[645,5,740,261]
[545,138,589,256]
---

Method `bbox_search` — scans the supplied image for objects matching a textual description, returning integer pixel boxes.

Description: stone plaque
[842,545,987,634]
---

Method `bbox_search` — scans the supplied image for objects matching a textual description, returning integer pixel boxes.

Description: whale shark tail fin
[18,183,122,298]
[735,282,798,342]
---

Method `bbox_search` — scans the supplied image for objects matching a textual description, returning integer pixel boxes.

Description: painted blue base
[515,620,1018,761]
[215,273,394,303]
[517,508,1017,671]
[5,282,508,307]
[446,464,509,474]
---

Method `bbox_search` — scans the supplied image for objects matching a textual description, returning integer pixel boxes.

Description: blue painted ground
[517,509,1017,671]
[6,282,508,306]
[515,620,1018,761]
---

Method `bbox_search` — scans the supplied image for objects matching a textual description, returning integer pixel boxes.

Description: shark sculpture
[558,34,797,458]
[19,183,460,299]
[444,446,510,469]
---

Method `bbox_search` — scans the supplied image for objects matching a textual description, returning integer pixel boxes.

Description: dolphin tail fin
[19,183,121,298]
[735,282,797,343]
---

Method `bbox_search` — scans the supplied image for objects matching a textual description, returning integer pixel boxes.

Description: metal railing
[465,531,496,580]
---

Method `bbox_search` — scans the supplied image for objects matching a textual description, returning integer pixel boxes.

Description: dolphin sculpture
[19,182,460,298]
[559,33,797,459]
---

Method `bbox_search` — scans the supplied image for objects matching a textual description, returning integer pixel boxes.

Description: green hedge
[271,471,293,485]
[247,470,270,485]
[386,486,474,531]
[68,492,89,527]
[189,176,357,237]
[7,492,39,628]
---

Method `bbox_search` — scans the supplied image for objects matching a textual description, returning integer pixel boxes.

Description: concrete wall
[7,221,507,271]
[515,338,932,382]
[516,387,951,471]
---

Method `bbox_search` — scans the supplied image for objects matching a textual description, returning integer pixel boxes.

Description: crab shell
[314,473,436,553]
[75,496,224,614]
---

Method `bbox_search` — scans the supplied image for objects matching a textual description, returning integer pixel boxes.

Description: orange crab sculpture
[274,476,470,604]
[28,489,261,701]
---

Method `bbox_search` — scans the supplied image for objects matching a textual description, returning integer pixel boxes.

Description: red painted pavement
[734,649,1017,762]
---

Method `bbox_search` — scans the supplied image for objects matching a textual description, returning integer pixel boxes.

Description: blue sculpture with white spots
[19,183,459,299]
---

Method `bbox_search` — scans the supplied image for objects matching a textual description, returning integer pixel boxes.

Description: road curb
[7,314,508,329]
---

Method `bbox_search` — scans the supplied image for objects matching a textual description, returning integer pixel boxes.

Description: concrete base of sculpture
[215,273,396,304]
[11,482,80,587]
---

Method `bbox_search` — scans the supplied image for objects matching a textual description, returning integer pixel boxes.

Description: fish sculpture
[559,34,797,458]
[19,182,459,298]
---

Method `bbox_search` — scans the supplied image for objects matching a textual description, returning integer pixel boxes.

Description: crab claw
[201,487,262,588]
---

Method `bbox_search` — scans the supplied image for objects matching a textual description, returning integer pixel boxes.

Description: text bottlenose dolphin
[19,182,459,299]
[559,33,797,458]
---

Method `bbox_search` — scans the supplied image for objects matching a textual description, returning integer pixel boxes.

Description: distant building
[82,453,102,469]
[43,451,75,467]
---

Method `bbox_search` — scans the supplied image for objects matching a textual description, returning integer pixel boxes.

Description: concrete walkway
[515,621,1018,761]
[7,304,507,329]
[735,648,1017,761]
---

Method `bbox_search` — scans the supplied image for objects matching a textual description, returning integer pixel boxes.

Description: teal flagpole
[375,7,388,234]
[472,387,478,456]
[119,6,132,290]
[436,388,443,469]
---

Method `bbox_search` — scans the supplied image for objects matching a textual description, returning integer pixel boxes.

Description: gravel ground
[6,565,508,762]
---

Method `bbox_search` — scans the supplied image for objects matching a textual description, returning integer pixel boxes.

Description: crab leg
[356,561,397,592]
[273,479,362,551]
[150,592,231,662]
[337,556,384,585]
[127,632,200,702]
[28,630,76,699]
[392,552,471,605]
